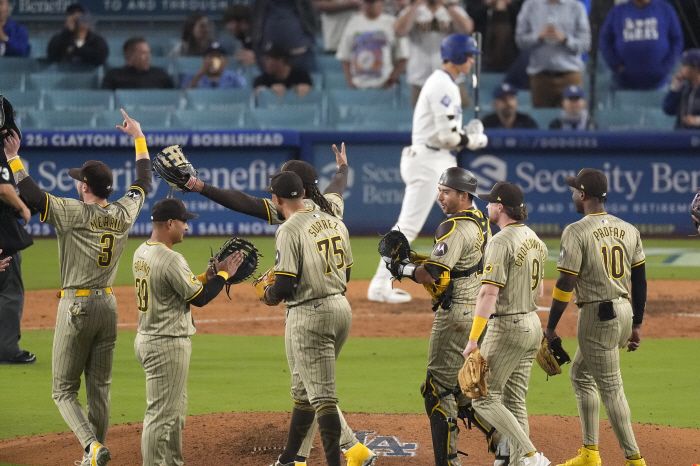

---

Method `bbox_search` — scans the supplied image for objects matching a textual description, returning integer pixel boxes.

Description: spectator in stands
[468,0,525,72]
[221,4,256,67]
[171,13,214,57]
[337,0,408,89]
[252,0,317,73]
[662,49,700,129]
[182,42,246,89]
[253,44,313,97]
[394,0,473,106]
[315,0,361,54]
[483,82,538,128]
[515,0,590,107]
[599,0,683,90]
[102,37,174,90]
[549,85,597,129]
[0,0,30,57]
[47,3,108,67]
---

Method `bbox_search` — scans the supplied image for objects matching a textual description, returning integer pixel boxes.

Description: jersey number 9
[97,233,116,267]
[316,235,345,274]
[135,277,149,313]
[531,257,541,291]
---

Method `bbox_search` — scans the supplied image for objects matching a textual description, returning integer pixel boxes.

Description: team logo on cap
[291,191,298,196]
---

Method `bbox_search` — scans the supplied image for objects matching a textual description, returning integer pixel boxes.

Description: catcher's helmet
[0,95,22,147]
[438,167,478,194]
[440,34,480,65]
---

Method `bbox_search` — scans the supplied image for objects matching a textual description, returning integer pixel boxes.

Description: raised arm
[116,109,152,194]
[324,143,349,195]
[4,130,47,216]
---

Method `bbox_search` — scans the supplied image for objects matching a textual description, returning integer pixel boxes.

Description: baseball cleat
[86,442,111,466]
[367,285,411,304]
[269,456,295,466]
[344,442,378,466]
[624,457,647,466]
[522,452,551,466]
[557,446,601,466]
[494,455,510,466]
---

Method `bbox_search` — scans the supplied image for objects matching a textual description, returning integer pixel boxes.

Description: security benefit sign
[467,153,700,235]
[19,148,295,237]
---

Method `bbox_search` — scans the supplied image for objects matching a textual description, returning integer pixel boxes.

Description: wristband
[552,286,573,302]
[196,272,208,284]
[216,271,229,281]
[469,315,488,341]
[135,137,148,155]
[8,157,24,173]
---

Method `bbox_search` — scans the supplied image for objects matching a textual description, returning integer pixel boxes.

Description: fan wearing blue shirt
[0,0,30,57]
[182,42,246,89]
[599,0,683,90]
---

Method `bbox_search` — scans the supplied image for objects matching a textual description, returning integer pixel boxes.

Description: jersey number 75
[316,235,345,274]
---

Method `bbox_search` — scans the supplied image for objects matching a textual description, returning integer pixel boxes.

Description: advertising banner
[12,0,234,19]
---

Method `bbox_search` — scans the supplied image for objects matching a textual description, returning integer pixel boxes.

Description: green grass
[1,331,698,441]
[19,237,700,290]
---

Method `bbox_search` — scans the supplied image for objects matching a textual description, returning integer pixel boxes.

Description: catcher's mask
[0,95,22,147]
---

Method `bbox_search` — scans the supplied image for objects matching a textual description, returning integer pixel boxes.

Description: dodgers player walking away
[463,182,550,466]
[133,198,244,466]
[259,172,369,466]
[4,109,151,466]
[545,169,648,466]
[367,33,489,303]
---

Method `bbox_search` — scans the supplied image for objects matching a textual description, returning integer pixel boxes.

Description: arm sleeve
[324,164,348,195]
[515,2,541,51]
[629,262,646,325]
[132,158,152,194]
[431,87,468,148]
[598,10,621,69]
[563,3,591,54]
[5,23,31,57]
[481,239,509,287]
[16,177,48,221]
[267,273,297,302]
[199,183,270,220]
[75,32,108,66]
[188,275,226,307]
[662,88,681,115]
[557,226,583,275]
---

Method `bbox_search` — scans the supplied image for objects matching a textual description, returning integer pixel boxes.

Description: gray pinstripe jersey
[41,186,146,289]
[274,207,353,307]
[133,241,201,337]
[557,213,645,305]
[481,224,547,315]
[265,194,344,224]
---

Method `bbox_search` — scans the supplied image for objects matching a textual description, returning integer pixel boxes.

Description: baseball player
[133,198,244,466]
[4,109,151,466]
[189,146,376,466]
[368,33,489,303]
[386,167,492,466]
[462,181,550,466]
[258,171,365,466]
[545,169,647,466]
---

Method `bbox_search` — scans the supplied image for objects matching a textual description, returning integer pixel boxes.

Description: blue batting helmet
[440,34,481,65]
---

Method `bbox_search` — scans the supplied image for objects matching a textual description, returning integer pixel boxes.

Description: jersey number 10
[600,245,625,280]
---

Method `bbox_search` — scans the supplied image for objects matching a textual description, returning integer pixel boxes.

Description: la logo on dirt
[354,431,417,457]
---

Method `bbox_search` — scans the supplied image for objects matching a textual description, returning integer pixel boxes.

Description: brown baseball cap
[281,160,318,185]
[565,168,608,197]
[477,181,524,207]
[151,198,199,222]
[68,160,113,192]
[265,171,304,199]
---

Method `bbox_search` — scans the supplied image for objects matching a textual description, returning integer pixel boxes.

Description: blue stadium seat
[172,109,246,130]
[27,72,99,90]
[643,108,676,130]
[479,73,507,99]
[310,72,324,90]
[317,54,343,73]
[25,111,96,130]
[518,90,532,109]
[175,56,203,75]
[334,107,413,132]
[612,89,667,109]
[323,72,349,89]
[0,57,40,73]
[1,91,42,116]
[44,90,114,112]
[95,110,171,130]
[115,89,184,112]
[185,88,253,111]
[597,108,644,130]
[28,36,50,58]
[0,74,25,91]
[148,36,177,57]
[328,88,397,124]
[106,37,127,59]
[256,88,325,112]
[528,108,561,129]
[248,106,322,130]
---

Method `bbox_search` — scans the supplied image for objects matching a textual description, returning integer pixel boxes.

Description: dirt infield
[3,279,700,465]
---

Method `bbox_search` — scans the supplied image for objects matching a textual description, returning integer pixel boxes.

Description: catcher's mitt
[210,237,260,298]
[535,334,571,377]
[152,145,198,192]
[691,191,700,230]
[378,229,411,279]
[458,348,489,399]
[252,267,279,305]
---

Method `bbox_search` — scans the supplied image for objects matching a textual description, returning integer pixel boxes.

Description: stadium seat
[643,108,676,130]
[25,111,96,130]
[479,72,507,99]
[172,109,246,130]
[317,54,343,74]
[185,88,253,111]
[175,56,203,75]
[597,108,644,130]
[256,88,325,112]
[1,91,42,116]
[95,110,171,130]
[0,74,25,92]
[27,72,99,90]
[248,106,322,130]
[310,72,324,90]
[44,90,114,112]
[0,57,40,74]
[334,107,413,131]
[528,108,561,129]
[323,72,349,89]
[518,90,532,109]
[328,88,397,125]
[612,89,667,109]
[28,36,49,58]
[115,89,184,112]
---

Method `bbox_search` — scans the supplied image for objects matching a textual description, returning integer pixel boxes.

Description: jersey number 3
[316,235,345,274]
[135,278,149,313]
[97,233,116,267]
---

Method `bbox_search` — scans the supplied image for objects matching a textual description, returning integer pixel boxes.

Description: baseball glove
[152,145,198,192]
[210,237,260,298]
[535,334,571,377]
[458,348,489,399]
[690,191,700,230]
[252,267,278,305]
[378,229,411,280]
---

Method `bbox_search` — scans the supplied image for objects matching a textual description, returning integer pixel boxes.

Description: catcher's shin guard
[421,371,465,465]
[456,395,497,454]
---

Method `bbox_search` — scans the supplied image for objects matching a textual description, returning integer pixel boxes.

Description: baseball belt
[57,287,113,298]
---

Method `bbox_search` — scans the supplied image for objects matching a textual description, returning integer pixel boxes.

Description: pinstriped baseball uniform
[473,224,548,463]
[276,207,353,407]
[265,193,344,224]
[557,213,645,457]
[425,208,489,466]
[45,185,146,450]
[133,240,203,466]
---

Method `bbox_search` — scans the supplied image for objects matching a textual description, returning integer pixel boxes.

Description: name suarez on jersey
[134,260,151,276]
[89,215,128,233]
[308,219,339,237]
[514,238,547,267]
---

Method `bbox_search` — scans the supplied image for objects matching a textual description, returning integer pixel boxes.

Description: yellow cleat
[344,442,378,466]
[87,442,111,466]
[557,446,601,466]
[625,457,647,466]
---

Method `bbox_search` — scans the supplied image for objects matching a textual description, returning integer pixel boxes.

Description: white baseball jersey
[412,69,463,148]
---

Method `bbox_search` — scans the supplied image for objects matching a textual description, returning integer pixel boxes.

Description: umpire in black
[0,96,35,364]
